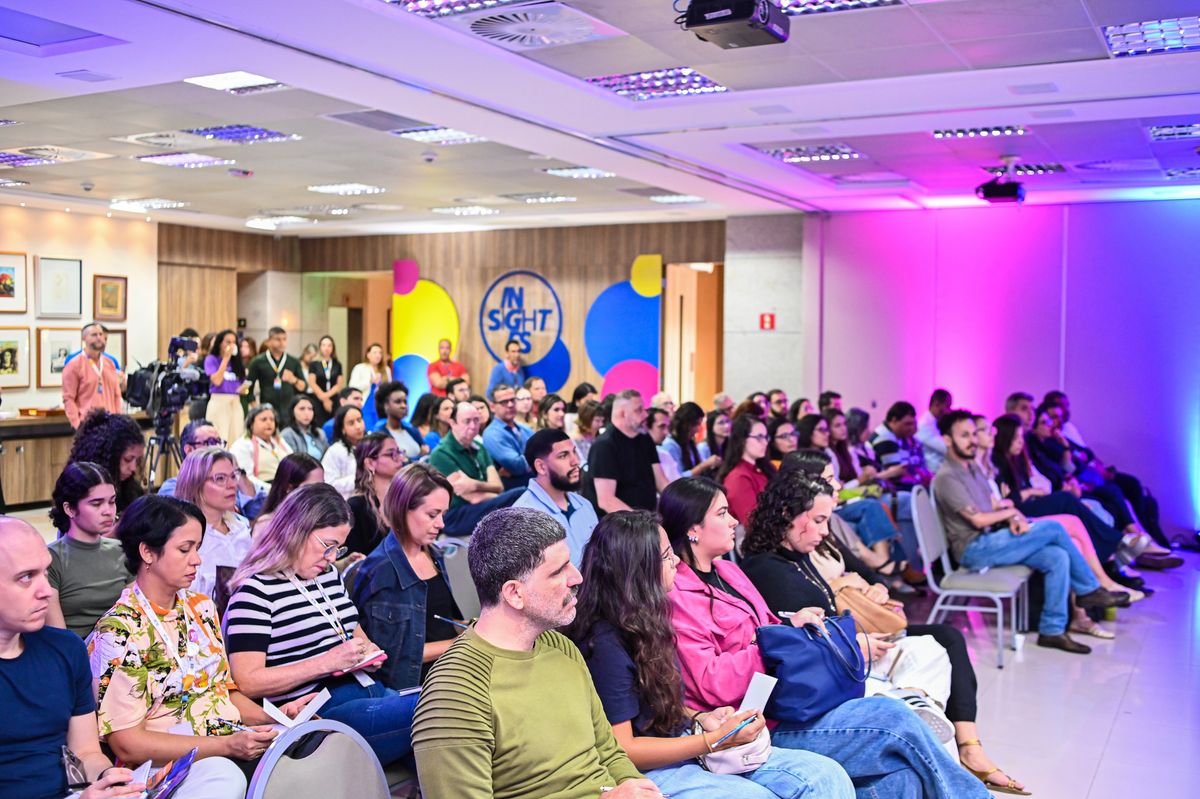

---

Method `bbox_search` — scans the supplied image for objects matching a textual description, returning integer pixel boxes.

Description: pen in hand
[711,714,757,748]
[433,614,469,630]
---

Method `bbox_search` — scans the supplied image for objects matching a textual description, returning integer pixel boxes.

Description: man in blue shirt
[481,385,534,490]
[485,339,528,398]
[513,429,598,567]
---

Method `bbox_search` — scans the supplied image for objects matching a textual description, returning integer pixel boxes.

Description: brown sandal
[957,739,1031,795]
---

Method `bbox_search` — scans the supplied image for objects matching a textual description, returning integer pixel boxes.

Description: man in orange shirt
[426,338,469,398]
[61,322,125,428]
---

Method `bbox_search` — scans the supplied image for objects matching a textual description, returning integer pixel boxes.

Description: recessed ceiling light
[0,152,58,168]
[500,192,577,204]
[109,198,190,212]
[587,67,729,101]
[392,126,488,145]
[0,178,29,187]
[430,205,500,216]
[0,120,20,127]
[982,163,1065,176]
[134,152,236,168]
[758,144,863,163]
[388,0,531,18]
[648,194,705,204]
[1148,123,1200,141]
[1104,16,1200,57]
[307,183,387,196]
[1166,167,1200,179]
[183,71,287,94]
[245,215,310,230]
[329,208,351,215]
[355,202,406,212]
[543,166,616,179]
[183,124,302,145]
[778,0,901,15]
[934,126,1026,139]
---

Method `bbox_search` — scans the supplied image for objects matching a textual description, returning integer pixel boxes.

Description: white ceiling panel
[1080,0,1200,27]
[950,28,1111,69]
[813,42,968,81]
[916,0,1095,41]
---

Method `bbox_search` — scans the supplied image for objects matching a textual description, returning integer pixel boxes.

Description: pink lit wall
[802,200,1200,536]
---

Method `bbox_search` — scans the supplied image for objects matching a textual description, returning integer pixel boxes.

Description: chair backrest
[248,719,389,799]
[438,539,481,621]
[341,557,365,598]
[910,486,953,582]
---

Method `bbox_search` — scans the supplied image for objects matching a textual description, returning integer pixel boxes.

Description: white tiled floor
[950,552,1200,798]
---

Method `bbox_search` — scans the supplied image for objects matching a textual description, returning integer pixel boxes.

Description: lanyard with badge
[288,572,374,686]
[132,585,215,706]
[321,359,333,384]
[266,351,285,391]
[90,356,104,395]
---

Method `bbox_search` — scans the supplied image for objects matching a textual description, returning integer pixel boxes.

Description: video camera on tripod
[126,336,211,489]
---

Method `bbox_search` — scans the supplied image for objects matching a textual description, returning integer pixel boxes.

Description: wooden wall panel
[159,223,299,273]
[157,264,238,357]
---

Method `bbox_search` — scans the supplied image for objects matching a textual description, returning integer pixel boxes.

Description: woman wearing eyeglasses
[718,415,776,526]
[174,448,253,601]
[224,483,419,767]
[346,433,405,557]
[766,417,799,464]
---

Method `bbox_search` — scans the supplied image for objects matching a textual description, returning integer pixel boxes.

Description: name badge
[225,371,237,381]
[273,378,282,390]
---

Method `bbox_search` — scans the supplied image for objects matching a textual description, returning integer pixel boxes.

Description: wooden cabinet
[0,435,72,505]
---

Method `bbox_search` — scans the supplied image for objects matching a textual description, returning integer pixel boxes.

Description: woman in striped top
[224,483,420,767]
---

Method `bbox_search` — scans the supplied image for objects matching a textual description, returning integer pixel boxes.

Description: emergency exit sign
[759,313,775,331]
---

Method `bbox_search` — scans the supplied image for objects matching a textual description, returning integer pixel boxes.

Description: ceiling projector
[684,0,790,49]
[975,178,1025,203]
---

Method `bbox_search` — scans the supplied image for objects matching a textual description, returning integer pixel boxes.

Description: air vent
[112,131,219,150]
[833,171,910,187]
[0,146,112,166]
[448,1,626,51]
[1030,109,1076,120]
[322,109,426,132]
[56,69,117,82]
[1073,159,1161,172]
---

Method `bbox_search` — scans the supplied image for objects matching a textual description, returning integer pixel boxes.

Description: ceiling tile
[783,6,943,54]
[951,28,1110,69]
[524,36,677,79]
[915,0,1094,41]
[813,42,967,81]
[692,55,844,90]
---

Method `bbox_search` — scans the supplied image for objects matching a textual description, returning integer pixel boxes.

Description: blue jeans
[772,696,990,799]
[836,500,898,549]
[646,747,853,799]
[960,519,1100,635]
[319,677,418,766]
[892,492,921,569]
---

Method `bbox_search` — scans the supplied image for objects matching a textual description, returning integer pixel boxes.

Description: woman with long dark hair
[536,393,567,431]
[252,452,324,536]
[766,416,799,463]
[698,408,730,462]
[281,394,329,460]
[415,394,454,449]
[67,409,145,512]
[346,432,403,556]
[566,510,854,799]
[663,402,721,478]
[205,329,247,446]
[659,478,992,799]
[718,415,775,525]
[787,398,816,425]
[321,403,367,498]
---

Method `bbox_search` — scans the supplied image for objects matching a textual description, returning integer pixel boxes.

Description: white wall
[237,270,302,348]
[0,205,157,409]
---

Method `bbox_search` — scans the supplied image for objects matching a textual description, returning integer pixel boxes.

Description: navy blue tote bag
[757,611,869,724]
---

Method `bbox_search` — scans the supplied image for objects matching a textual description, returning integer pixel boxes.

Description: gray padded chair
[438,539,480,622]
[912,486,1030,668]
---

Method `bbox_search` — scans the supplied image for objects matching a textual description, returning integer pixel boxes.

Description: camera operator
[62,323,125,429]
[245,327,307,426]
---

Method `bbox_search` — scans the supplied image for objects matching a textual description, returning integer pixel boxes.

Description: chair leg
[994,597,1006,669]
[1010,594,1019,650]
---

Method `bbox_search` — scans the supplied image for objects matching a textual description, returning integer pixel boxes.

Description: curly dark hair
[68,409,145,512]
[49,462,113,533]
[742,471,826,557]
[564,510,686,737]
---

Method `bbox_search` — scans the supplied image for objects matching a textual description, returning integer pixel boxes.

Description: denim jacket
[350,533,456,690]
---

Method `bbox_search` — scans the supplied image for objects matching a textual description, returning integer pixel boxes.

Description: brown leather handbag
[830,576,907,636]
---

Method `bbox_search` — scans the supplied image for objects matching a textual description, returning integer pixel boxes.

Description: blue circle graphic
[584,281,660,374]
[525,338,572,394]
[392,354,431,421]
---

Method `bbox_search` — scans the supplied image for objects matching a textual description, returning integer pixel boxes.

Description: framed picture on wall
[35,256,83,318]
[37,326,80,388]
[93,275,127,321]
[0,252,29,314]
[0,327,30,388]
[105,328,126,370]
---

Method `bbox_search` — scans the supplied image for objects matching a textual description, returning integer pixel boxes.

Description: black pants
[906,623,976,723]
[1017,490,1122,562]
[1084,481,1136,530]
[1111,471,1168,547]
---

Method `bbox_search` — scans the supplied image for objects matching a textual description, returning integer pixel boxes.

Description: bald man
[0,517,141,799]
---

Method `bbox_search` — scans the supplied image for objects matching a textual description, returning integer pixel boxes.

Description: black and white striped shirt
[224,567,359,702]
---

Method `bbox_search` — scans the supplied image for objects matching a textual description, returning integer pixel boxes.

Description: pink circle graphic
[393,259,420,295]
[600,359,659,403]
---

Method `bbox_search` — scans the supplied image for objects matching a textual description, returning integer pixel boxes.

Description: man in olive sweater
[412,508,663,799]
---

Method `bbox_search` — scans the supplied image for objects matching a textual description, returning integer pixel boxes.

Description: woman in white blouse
[174,447,253,602]
[322,404,367,498]
[348,343,390,394]
[229,405,293,492]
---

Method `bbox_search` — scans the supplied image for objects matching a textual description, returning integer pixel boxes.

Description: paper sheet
[738,672,778,714]
[262,687,331,728]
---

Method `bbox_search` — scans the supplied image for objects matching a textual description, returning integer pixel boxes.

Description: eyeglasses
[746,434,769,442]
[661,548,679,565]
[378,450,404,461]
[494,397,516,406]
[313,532,349,561]
[195,437,226,448]
[775,431,799,440]
[208,469,245,487]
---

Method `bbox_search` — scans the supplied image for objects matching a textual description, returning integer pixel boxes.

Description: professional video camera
[126,336,209,418]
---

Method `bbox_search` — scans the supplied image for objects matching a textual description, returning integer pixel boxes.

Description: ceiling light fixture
[245,215,310,230]
[307,183,387,195]
[183,71,287,94]
[1166,167,1200,179]
[500,192,577,204]
[182,124,301,144]
[648,194,705,204]
[1148,123,1200,141]
[982,163,1064,176]
[134,152,236,168]
[392,126,488,145]
[542,166,616,179]
[0,178,29,187]
[0,152,57,168]
[389,0,531,18]
[109,198,190,212]
[430,205,500,216]
[1104,16,1200,57]
[0,120,20,127]
[934,126,1026,139]
[759,144,863,163]
[778,0,901,15]
[587,67,728,101]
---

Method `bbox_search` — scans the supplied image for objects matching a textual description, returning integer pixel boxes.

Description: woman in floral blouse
[89,495,316,797]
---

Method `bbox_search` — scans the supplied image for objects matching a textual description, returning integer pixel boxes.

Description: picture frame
[0,252,28,314]
[0,326,31,388]
[106,328,126,370]
[93,274,128,321]
[35,256,83,318]
[37,326,80,388]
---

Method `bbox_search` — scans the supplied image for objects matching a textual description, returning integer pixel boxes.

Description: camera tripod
[144,409,183,491]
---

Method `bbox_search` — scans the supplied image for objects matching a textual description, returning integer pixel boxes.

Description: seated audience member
[469,394,492,435]
[590,390,669,514]
[428,401,523,536]
[323,386,365,443]
[765,388,789,421]
[827,408,878,488]
[794,413,830,455]
[352,464,461,690]
[482,385,535,490]
[536,393,567,431]
[322,403,368,498]
[230,405,292,491]
[173,448,253,600]
[281,395,329,460]
[485,338,528,397]
[1005,391,1035,428]
[741,472,1028,795]
[658,478,991,799]
[410,394,440,448]
[412,507,662,799]
[767,416,799,463]
[568,510,854,799]
[224,484,419,767]
[526,376,548,405]
[748,392,770,417]
[45,464,129,638]
[427,338,469,398]
[346,433,403,556]
[648,407,683,482]
[915,389,953,473]
[732,398,765,421]
[68,409,146,513]
[662,402,721,480]
[712,392,735,415]
[417,395,454,450]
[817,391,842,413]
[374,380,426,460]
[787,397,816,423]
[514,429,598,566]
[515,387,536,425]
[870,401,934,489]
[698,408,730,462]
[0,517,145,799]
[203,329,247,447]
[650,391,677,419]
[572,399,603,467]
[845,407,884,477]
[252,453,324,536]
[565,382,599,432]
[349,343,390,395]
[718,414,775,525]
[445,377,472,404]
[933,411,1120,654]
[90,496,314,796]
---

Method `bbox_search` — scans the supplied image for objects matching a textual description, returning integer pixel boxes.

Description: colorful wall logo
[389,259,459,416]
[584,254,663,401]
[479,270,571,393]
